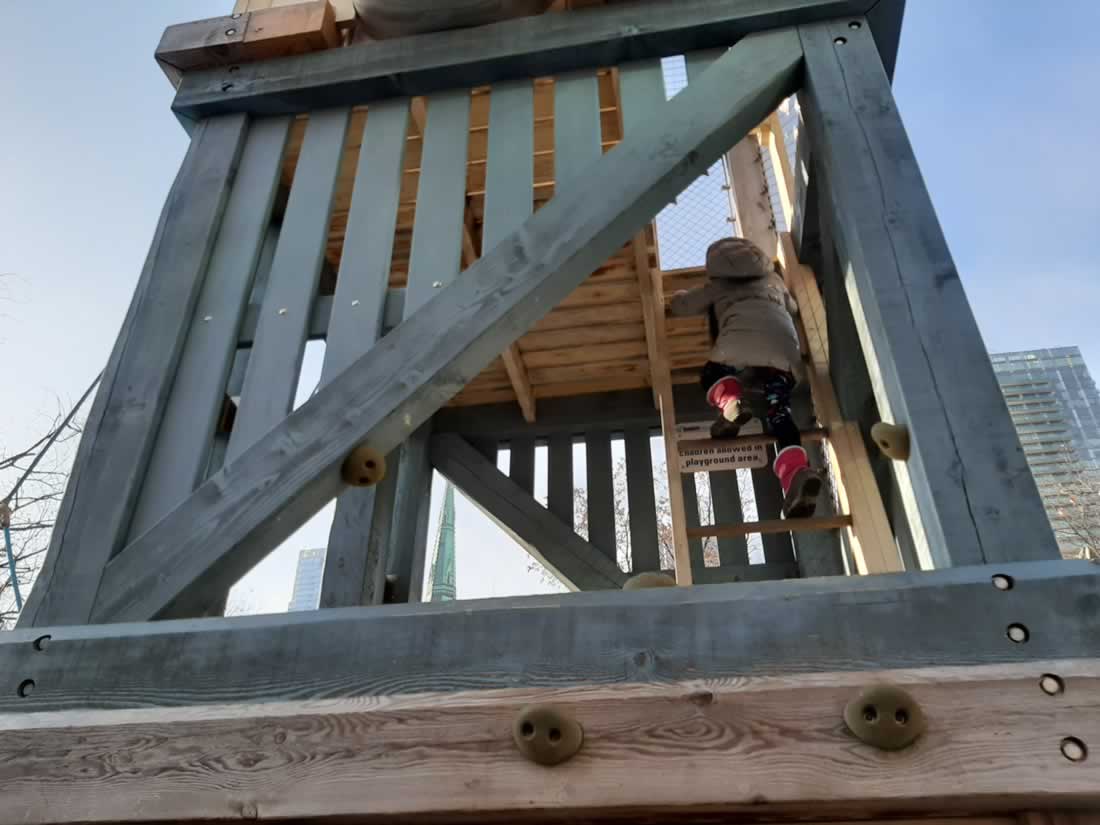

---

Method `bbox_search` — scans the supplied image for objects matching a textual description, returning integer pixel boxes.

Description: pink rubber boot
[773,446,823,519]
[706,377,752,439]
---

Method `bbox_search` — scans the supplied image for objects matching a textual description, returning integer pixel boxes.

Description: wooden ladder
[655,105,904,583]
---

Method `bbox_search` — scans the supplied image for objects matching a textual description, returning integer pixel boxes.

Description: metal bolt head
[225,27,237,36]
[202,315,213,322]
[351,299,360,307]
[1040,674,1065,696]
[432,281,443,289]
[1061,737,1088,762]
[277,308,288,316]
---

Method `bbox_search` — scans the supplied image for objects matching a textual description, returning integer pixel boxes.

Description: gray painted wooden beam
[584,430,617,564]
[18,114,249,629]
[388,89,472,603]
[799,20,1059,566]
[709,471,750,566]
[752,448,796,564]
[320,100,411,609]
[547,433,574,529]
[90,33,803,622]
[508,437,536,495]
[681,473,707,574]
[624,427,660,572]
[431,434,625,591]
[6,560,1095,713]
[128,117,291,542]
[172,0,896,121]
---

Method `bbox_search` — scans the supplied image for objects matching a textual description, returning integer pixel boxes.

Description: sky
[1,1,1099,614]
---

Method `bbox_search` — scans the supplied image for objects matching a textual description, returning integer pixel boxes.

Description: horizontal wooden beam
[89,32,803,622]
[3,658,1097,823]
[171,0,899,121]
[2,561,1096,714]
[430,434,625,590]
[688,514,852,539]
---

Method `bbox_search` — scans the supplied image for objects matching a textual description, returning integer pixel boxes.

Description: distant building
[288,547,325,611]
[429,484,457,601]
[991,347,1100,557]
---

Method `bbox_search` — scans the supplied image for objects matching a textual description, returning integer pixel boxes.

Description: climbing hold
[844,685,925,751]
[513,705,583,766]
[623,572,677,590]
[871,422,911,461]
[341,445,386,487]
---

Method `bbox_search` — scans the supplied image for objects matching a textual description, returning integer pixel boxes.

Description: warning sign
[676,420,769,473]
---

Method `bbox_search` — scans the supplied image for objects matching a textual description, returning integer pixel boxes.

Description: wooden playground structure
[1,1,1097,823]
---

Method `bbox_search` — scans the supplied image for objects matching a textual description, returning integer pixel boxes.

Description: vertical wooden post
[800,19,1059,566]
[19,114,249,628]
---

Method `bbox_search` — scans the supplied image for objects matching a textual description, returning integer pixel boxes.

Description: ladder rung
[687,515,852,539]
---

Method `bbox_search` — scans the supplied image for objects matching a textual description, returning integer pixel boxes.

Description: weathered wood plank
[624,427,660,572]
[547,433,574,528]
[128,116,291,541]
[320,99,410,609]
[227,107,350,464]
[799,20,1059,566]
[483,78,537,422]
[18,115,249,628]
[173,0,888,120]
[388,88,472,603]
[7,657,1097,824]
[90,33,804,621]
[584,430,617,563]
[554,70,602,191]
[431,435,625,590]
[3,560,1095,713]
[709,471,750,565]
[508,436,536,495]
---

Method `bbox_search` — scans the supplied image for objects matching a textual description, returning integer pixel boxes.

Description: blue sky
[1,2,1098,610]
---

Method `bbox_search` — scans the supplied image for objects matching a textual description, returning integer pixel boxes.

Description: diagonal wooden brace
[90,29,804,622]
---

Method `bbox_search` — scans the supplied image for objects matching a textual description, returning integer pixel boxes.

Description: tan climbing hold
[623,572,677,590]
[844,685,925,751]
[512,704,583,766]
[871,422,911,461]
[341,445,386,487]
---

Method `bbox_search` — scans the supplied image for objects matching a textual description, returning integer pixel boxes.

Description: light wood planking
[432,434,624,590]
[128,117,291,542]
[800,20,1059,566]
[18,114,249,628]
[319,99,410,608]
[484,79,538,422]
[5,659,1098,822]
[90,32,803,621]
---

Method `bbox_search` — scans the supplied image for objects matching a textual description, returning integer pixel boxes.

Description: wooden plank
[90,33,804,621]
[389,88,472,603]
[585,430,617,564]
[127,116,291,541]
[509,436,536,495]
[175,0,885,120]
[547,433,575,528]
[554,69,602,192]
[319,99,410,609]
[227,107,349,464]
[681,473,706,573]
[431,435,625,590]
[484,79,537,422]
[799,20,1058,566]
[623,427,660,572]
[752,454,797,564]
[709,470,750,565]
[689,514,851,539]
[4,560,1095,714]
[18,114,249,629]
[3,658,1099,823]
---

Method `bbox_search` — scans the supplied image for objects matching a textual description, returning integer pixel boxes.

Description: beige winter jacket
[669,238,803,378]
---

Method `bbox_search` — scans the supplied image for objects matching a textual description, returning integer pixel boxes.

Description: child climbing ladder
[669,237,822,519]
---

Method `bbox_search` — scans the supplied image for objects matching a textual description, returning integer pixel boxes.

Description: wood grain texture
[3,560,1096,713]
[174,0,886,120]
[88,32,803,622]
[3,660,1098,823]
[320,100,410,608]
[431,434,624,590]
[799,21,1059,566]
[18,115,249,629]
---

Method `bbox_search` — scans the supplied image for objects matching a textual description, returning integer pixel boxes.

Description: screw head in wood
[871,422,911,461]
[341,445,386,488]
[1061,737,1088,762]
[513,705,583,766]
[844,685,925,751]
